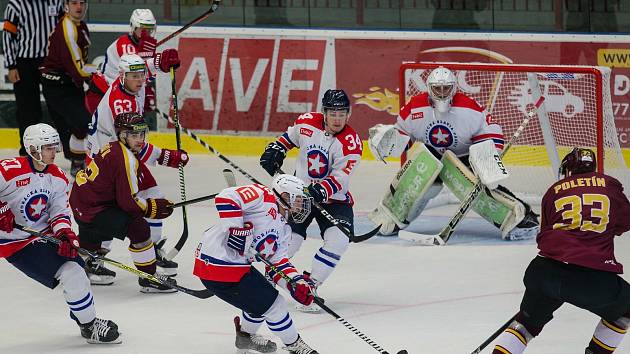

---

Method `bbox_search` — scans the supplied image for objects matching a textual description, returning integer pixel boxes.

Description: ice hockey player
[491,148,630,354]
[39,0,95,176]
[368,66,539,241]
[0,123,120,343]
[85,8,179,113]
[193,174,319,354]
[259,89,362,312]
[70,112,177,293]
[85,53,186,283]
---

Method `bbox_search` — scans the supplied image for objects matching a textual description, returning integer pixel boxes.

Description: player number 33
[553,193,610,233]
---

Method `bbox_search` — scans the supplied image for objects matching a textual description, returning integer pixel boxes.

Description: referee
[2,0,63,156]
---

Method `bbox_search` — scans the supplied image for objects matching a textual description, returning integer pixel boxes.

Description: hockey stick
[165,67,189,261]
[156,0,221,46]
[223,168,237,187]
[155,110,380,243]
[14,224,214,299]
[398,96,546,246]
[172,193,219,208]
[470,313,518,354]
[256,252,408,354]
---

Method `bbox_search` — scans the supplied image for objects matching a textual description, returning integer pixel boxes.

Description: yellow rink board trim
[0,128,628,168]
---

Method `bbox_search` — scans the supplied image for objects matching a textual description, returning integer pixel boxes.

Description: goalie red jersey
[537,171,630,273]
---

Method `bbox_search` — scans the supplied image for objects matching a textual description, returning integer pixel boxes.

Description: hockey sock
[310,227,349,284]
[128,241,157,274]
[56,262,95,325]
[240,311,265,334]
[493,320,536,354]
[264,295,298,345]
[286,232,305,259]
[145,218,163,244]
[587,318,629,353]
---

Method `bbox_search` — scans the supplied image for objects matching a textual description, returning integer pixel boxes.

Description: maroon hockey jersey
[537,172,630,273]
[70,141,148,223]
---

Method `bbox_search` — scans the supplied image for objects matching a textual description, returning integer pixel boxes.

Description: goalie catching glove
[368,124,410,161]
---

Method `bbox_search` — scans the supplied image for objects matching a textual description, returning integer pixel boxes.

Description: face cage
[288,195,312,223]
[428,83,455,101]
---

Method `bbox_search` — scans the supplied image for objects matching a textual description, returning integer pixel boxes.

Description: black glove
[307,182,328,203]
[260,142,287,176]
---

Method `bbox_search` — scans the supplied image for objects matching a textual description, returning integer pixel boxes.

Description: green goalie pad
[377,144,443,228]
[439,150,522,232]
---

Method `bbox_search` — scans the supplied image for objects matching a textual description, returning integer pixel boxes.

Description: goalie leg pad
[440,150,523,234]
[368,144,443,234]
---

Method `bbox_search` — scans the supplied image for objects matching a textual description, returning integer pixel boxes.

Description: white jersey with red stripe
[86,78,161,165]
[193,184,299,284]
[276,113,362,203]
[396,92,504,157]
[0,157,72,258]
[102,34,156,84]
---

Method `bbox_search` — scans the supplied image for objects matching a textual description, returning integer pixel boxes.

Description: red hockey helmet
[559,147,596,178]
[114,112,148,137]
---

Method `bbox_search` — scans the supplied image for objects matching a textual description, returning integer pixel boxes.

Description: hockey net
[400,62,630,200]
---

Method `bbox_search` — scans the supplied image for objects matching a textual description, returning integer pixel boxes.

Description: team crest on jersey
[306,149,329,179]
[24,194,49,222]
[425,120,458,150]
[252,230,279,260]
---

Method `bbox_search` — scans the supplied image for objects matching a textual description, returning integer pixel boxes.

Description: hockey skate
[283,336,318,354]
[80,318,121,344]
[295,272,322,314]
[234,316,277,353]
[138,276,177,293]
[84,258,116,285]
[155,240,178,276]
[504,207,539,241]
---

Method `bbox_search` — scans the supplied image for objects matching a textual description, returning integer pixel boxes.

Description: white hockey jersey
[276,113,362,203]
[193,184,299,284]
[86,78,161,165]
[0,157,72,258]
[102,34,156,84]
[397,92,505,157]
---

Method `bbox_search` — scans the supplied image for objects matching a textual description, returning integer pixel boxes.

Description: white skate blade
[397,230,445,246]
[86,336,123,345]
[139,286,177,294]
[295,303,322,313]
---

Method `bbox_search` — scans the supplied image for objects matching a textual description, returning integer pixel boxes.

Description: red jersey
[70,141,148,223]
[537,172,630,273]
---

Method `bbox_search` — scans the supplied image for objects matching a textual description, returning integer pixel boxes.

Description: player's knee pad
[322,227,349,257]
[286,232,305,259]
[369,144,443,234]
[56,261,90,290]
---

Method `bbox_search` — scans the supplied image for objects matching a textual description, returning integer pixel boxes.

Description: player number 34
[553,193,610,233]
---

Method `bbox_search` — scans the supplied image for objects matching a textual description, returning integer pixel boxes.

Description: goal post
[399,62,630,199]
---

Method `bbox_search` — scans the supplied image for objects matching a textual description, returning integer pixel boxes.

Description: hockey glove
[307,182,328,203]
[227,222,253,255]
[0,201,14,233]
[144,82,156,112]
[154,49,180,73]
[157,149,189,168]
[260,142,286,176]
[138,31,157,60]
[289,275,315,306]
[54,228,79,258]
[145,198,174,219]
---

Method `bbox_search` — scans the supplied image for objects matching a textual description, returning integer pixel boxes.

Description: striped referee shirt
[2,0,63,68]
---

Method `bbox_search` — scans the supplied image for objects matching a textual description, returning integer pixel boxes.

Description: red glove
[144,84,156,112]
[145,198,174,219]
[154,49,180,73]
[137,31,157,60]
[158,149,189,168]
[54,228,79,258]
[0,201,14,233]
[289,275,315,306]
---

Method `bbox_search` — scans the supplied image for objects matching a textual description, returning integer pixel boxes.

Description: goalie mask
[559,147,597,179]
[130,9,156,38]
[426,67,457,113]
[23,123,62,165]
[272,174,312,223]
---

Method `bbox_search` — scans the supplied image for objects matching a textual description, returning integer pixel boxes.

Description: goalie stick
[256,252,408,354]
[155,110,381,243]
[156,0,221,46]
[15,224,214,299]
[398,96,546,246]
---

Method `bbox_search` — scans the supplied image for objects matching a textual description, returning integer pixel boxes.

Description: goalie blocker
[369,140,538,241]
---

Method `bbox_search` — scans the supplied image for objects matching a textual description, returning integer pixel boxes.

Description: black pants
[76,207,150,250]
[289,202,354,238]
[41,74,90,160]
[519,256,630,331]
[13,58,44,156]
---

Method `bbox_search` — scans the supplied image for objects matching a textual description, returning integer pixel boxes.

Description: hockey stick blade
[223,168,237,187]
[397,229,445,246]
[172,193,219,208]
[352,224,382,243]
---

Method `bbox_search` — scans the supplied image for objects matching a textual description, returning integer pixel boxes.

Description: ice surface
[1,152,628,354]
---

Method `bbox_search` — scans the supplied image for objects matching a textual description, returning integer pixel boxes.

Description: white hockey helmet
[426,66,457,113]
[119,53,146,85]
[23,123,61,165]
[129,9,156,37]
[272,174,312,223]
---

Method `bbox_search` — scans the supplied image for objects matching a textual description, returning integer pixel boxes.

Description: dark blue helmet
[322,89,350,112]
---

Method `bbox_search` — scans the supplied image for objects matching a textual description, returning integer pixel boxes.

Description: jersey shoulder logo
[300,127,313,137]
[236,186,260,204]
